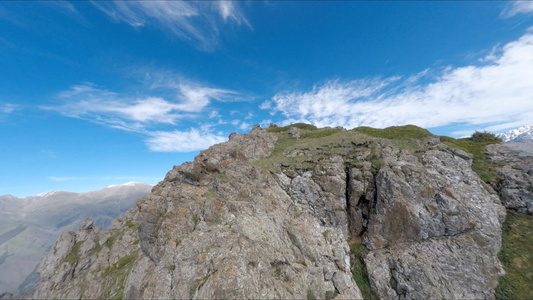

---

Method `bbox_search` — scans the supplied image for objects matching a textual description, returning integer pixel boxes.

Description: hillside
[26,125,533,299]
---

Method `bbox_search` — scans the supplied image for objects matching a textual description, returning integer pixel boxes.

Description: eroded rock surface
[363,147,505,299]
[29,126,508,300]
[30,212,141,299]
[486,144,533,214]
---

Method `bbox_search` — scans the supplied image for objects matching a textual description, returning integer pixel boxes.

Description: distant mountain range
[0,182,152,298]
[497,125,533,143]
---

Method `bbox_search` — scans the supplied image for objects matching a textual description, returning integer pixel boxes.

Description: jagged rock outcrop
[363,146,505,299]
[28,125,508,299]
[486,144,533,214]
[30,211,141,300]
[0,182,152,298]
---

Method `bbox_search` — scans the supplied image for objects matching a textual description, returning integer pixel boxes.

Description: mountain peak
[497,124,533,142]
[34,190,63,198]
[106,182,152,189]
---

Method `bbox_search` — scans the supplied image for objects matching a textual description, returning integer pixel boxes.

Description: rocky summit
[27,124,532,299]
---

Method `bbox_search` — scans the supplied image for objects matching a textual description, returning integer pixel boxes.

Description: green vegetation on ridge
[62,241,83,264]
[349,238,378,300]
[495,210,533,300]
[266,123,318,133]
[352,125,433,140]
[99,250,139,300]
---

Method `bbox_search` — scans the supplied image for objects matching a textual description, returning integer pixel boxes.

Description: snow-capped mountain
[497,125,533,143]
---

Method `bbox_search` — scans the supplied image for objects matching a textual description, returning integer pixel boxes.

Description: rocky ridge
[0,182,152,298]
[28,125,511,299]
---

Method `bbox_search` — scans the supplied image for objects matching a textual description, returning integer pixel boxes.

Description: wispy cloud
[47,81,236,131]
[501,1,533,18]
[217,1,250,27]
[0,103,17,114]
[46,77,239,152]
[264,31,533,134]
[93,1,250,51]
[231,119,251,131]
[146,128,227,152]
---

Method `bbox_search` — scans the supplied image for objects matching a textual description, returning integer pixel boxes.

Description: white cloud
[48,81,237,131]
[46,79,240,152]
[93,1,250,51]
[146,128,227,152]
[209,110,220,118]
[230,119,251,131]
[217,1,250,27]
[178,84,237,112]
[501,1,533,18]
[260,119,273,128]
[238,122,251,131]
[259,101,271,110]
[1,103,17,114]
[265,32,533,134]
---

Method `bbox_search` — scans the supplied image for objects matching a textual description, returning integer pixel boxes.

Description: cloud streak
[146,128,227,152]
[93,1,250,51]
[1,103,17,114]
[48,81,236,130]
[265,31,533,134]
[46,78,238,152]
[501,1,533,18]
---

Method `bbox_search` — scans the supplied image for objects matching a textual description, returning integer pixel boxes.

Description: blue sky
[1,1,533,197]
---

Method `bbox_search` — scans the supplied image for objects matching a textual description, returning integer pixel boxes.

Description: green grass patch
[495,210,533,300]
[125,220,136,228]
[301,128,341,139]
[471,131,502,143]
[439,135,501,183]
[111,290,124,300]
[352,125,433,140]
[255,129,367,173]
[106,230,124,249]
[100,250,139,299]
[107,235,116,249]
[306,289,317,300]
[348,237,378,300]
[266,123,318,133]
[325,290,336,300]
[62,241,83,264]
[88,242,102,257]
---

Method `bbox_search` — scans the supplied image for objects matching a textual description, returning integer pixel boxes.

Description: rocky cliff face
[28,125,509,299]
[486,144,533,214]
